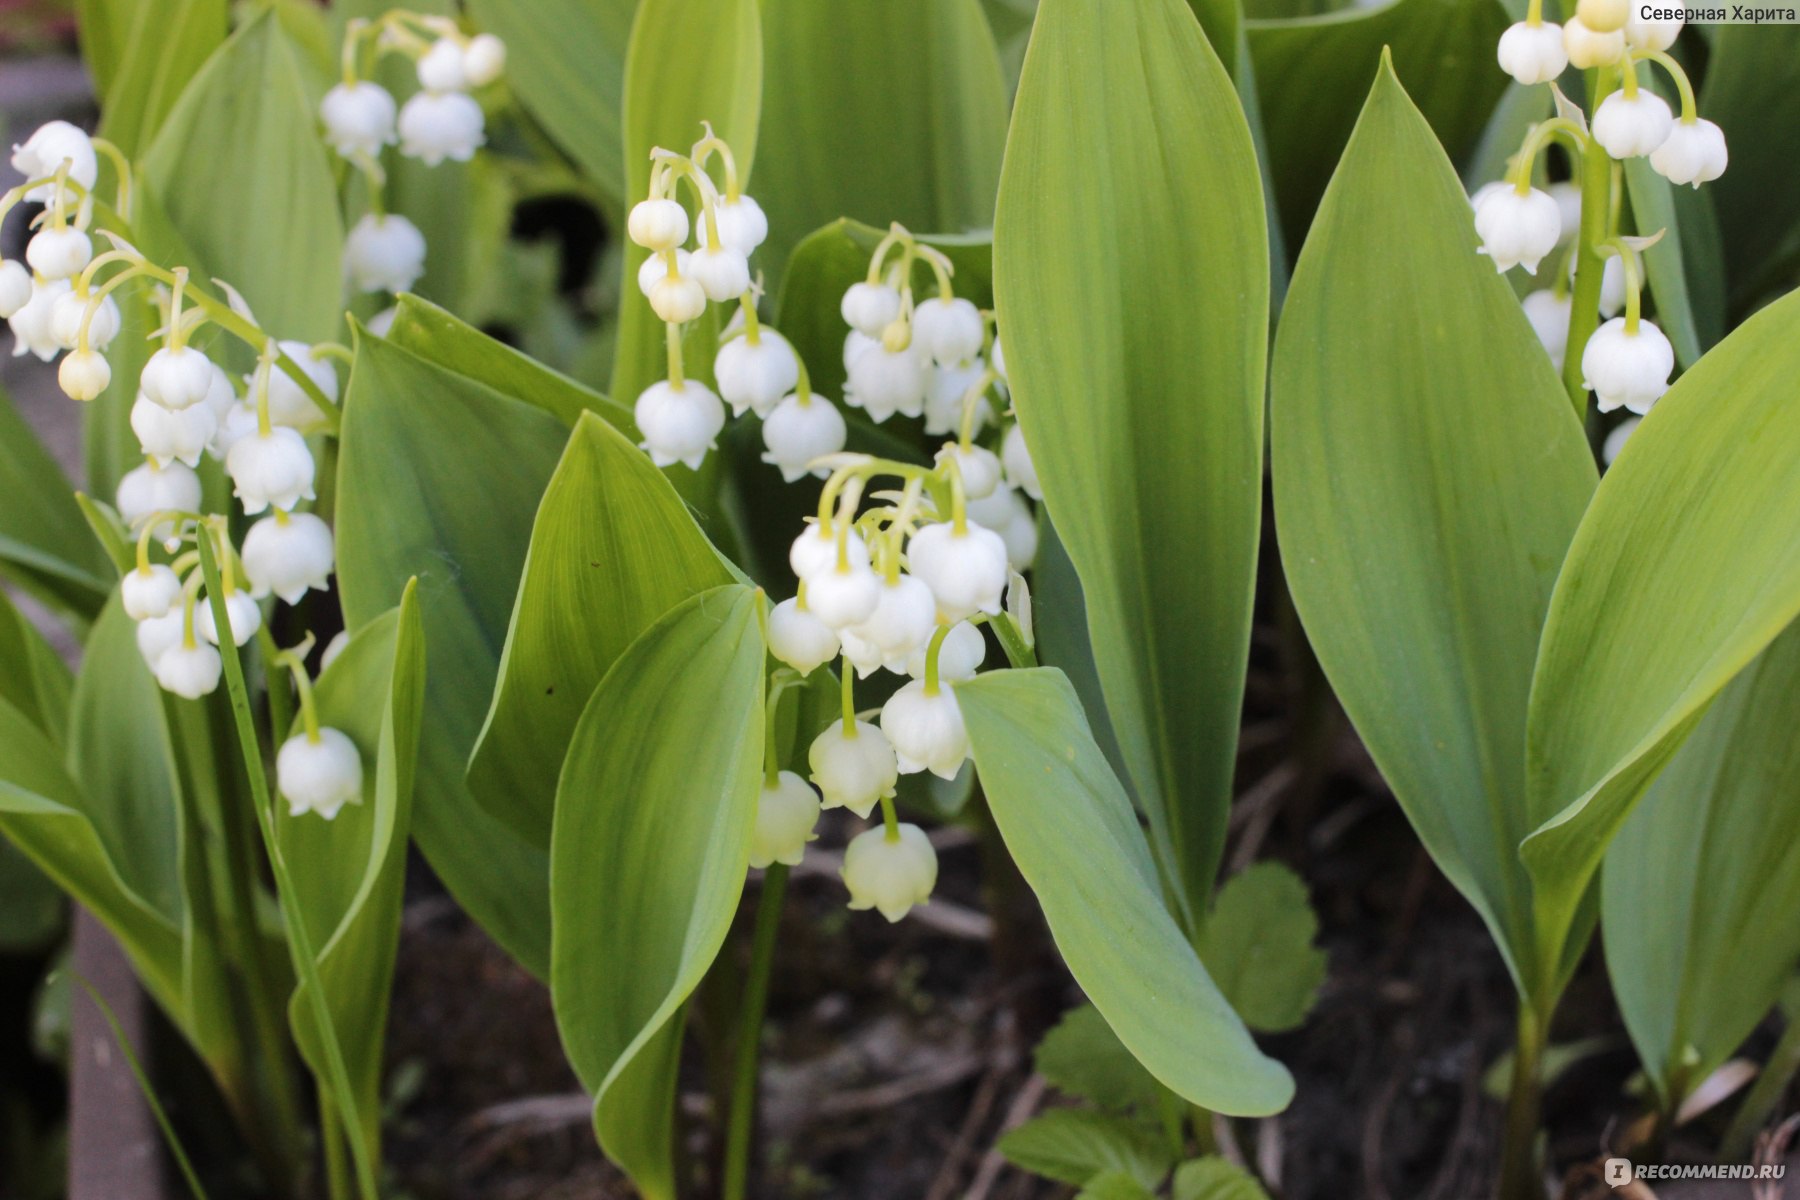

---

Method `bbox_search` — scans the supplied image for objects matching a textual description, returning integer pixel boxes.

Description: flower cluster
[1475,0,1720,422]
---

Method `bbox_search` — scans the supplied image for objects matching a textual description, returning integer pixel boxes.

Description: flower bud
[121,564,182,621]
[397,90,485,165]
[923,360,992,436]
[910,296,985,366]
[768,596,840,675]
[416,37,468,92]
[1522,289,1573,370]
[263,341,339,432]
[790,524,869,581]
[762,393,846,482]
[8,277,70,361]
[936,442,1002,501]
[242,512,335,603]
[841,282,901,337]
[0,260,31,318]
[132,390,216,465]
[847,574,937,671]
[1582,317,1674,415]
[1473,185,1562,274]
[635,379,724,470]
[1002,424,1041,501]
[1649,118,1727,187]
[750,771,820,869]
[319,81,397,158]
[141,345,216,410]
[196,590,263,648]
[689,243,750,302]
[227,426,317,514]
[463,33,508,86]
[648,272,707,324]
[345,213,427,294]
[1497,20,1568,85]
[26,226,92,280]
[50,289,120,350]
[716,331,800,417]
[808,720,898,817]
[846,343,925,423]
[136,610,184,668]
[880,679,969,779]
[277,728,365,820]
[117,460,201,539]
[904,620,985,682]
[1592,90,1674,160]
[712,194,768,255]
[155,641,223,699]
[59,349,111,401]
[11,121,97,205]
[1563,16,1625,67]
[1624,2,1683,49]
[907,520,1008,623]
[1576,0,1628,32]
[841,823,937,922]
[628,199,690,252]
[804,560,883,629]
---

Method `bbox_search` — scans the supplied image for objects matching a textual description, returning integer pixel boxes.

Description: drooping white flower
[1497,21,1568,86]
[263,341,339,432]
[847,343,925,423]
[711,194,767,255]
[843,329,878,377]
[277,728,364,820]
[59,350,110,401]
[841,282,901,337]
[416,37,469,92]
[936,442,1002,501]
[965,478,1020,533]
[8,277,70,361]
[203,363,237,419]
[1002,424,1041,501]
[1624,1,1683,49]
[319,81,397,158]
[1548,182,1582,245]
[1602,416,1641,464]
[25,226,91,280]
[1474,185,1562,273]
[1521,289,1572,369]
[715,331,800,417]
[803,559,882,629]
[462,33,508,87]
[628,199,689,252]
[121,564,182,621]
[1649,118,1727,187]
[635,379,724,470]
[842,823,938,922]
[648,271,707,324]
[846,574,937,672]
[210,402,261,463]
[998,493,1039,570]
[909,520,1009,623]
[790,522,870,581]
[910,296,985,367]
[156,640,223,699]
[808,720,899,818]
[905,620,986,682]
[1582,317,1674,414]
[196,589,262,648]
[227,426,317,514]
[1576,0,1629,32]
[750,771,820,869]
[241,512,335,603]
[116,460,201,539]
[11,121,97,205]
[881,679,970,779]
[397,90,485,165]
[0,260,31,318]
[136,610,185,669]
[923,360,992,436]
[1563,16,1625,68]
[762,393,846,482]
[1592,90,1674,159]
[132,391,216,466]
[637,247,690,298]
[689,243,750,302]
[50,288,120,350]
[768,596,840,675]
[141,344,216,410]
[345,213,426,294]
[837,627,888,679]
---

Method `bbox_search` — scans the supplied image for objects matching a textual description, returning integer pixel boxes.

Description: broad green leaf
[282,588,425,1159]
[1077,1172,1160,1200]
[74,0,136,98]
[0,387,112,619]
[467,412,732,843]
[1174,1157,1273,1200]
[337,326,567,975]
[994,0,1268,927]
[94,0,227,156]
[1462,81,1550,193]
[550,585,765,1198]
[1036,1004,1166,1114]
[959,668,1294,1116]
[1524,286,1800,985]
[1701,26,1800,306]
[0,593,75,953]
[1031,516,1126,783]
[997,1109,1172,1188]
[754,0,1007,290]
[1247,0,1512,246]
[1270,59,1595,1002]
[1603,622,1800,1109]
[463,0,637,209]
[1625,159,1712,369]
[1196,862,1326,1034]
[143,9,345,342]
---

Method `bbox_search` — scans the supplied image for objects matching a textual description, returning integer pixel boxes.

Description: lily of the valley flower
[1497,20,1568,86]
[242,511,335,604]
[910,296,985,366]
[808,719,899,818]
[1582,316,1675,414]
[634,379,725,470]
[320,81,398,158]
[907,521,1009,623]
[840,282,901,338]
[277,727,365,820]
[11,121,97,204]
[121,564,182,621]
[749,772,821,869]
[1563,16,1625,68]
[767,596,840,675]
[841,823,938,922]
[227,426,318,514]
[761,391,846,482]
[345,212,427,294]
[880,679,970,780]
[715,330,800,417]
[1650,118,1727,187]
[1474,185,1563,274]
[1593,90,1674,159]
[196,589,263,648]
[396,90,484,165]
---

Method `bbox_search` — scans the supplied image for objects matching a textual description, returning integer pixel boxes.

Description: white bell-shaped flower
[416,37,468,92]
[227,426,317,514]
[136,610,184,669]
[634,379,724,470]
[715,331,800,417]
[11,121,97,205]
[121,564,182,621]
[804,559,882,629]
[1576,0,1629,31]
[156,640,222,699]
[791,523,869,580]
[637,247,690,298]
[1624,2,1682,48]
[881,679,970,779]
[1592,90,1674,159]
[26,226,91,280]
[462,33,508,87]
[141,345,216,410]
[842,823,938,922]
[1602,416,1641,464]
[837,627,888,680]
[1497,20,1568,85]
[1582,317,1674,414]
[768,596,840,675]
[847,343,925,423]
[345,213,426,294]
[116,460,201,539]
[50,289,120,350]
[263,342,339,432]
[749,771,820,869]
[59,350,111,401]
[936,442,1002,501]
[319,81,397,158]
[910,296,984,367]
[1549,183,1582,244]
[1563,17,1625,68]
[1002,424,1041,501]
[841,282,901,337]
[196,589,262,648]
[712,194,767,255]
[210,402,260,463]
[628,199,689,252]
[132,391,216,467]
[1474,185,1562,273]
[999,493,1039,570]
[1522,290,1573,369]
[0,260,31,318]
[648,272,707,324]
[923,360,992,437]
[8,277,70,361]
[203,363,237,419]
[242,512,335,603]
[762,393,846,482]
[1649,118,1727,187]
[397,90,484,165]
[689,243,750,302]
[277,728,364,820]
[905,619,985,682]
[847,574,937,671]
[807,719,898,818]
[965,478,1020,534]
[843,329,878,377]
[908,520,1009,623]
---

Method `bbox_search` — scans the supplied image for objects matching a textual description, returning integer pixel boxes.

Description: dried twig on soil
[966,1074,1048,1200]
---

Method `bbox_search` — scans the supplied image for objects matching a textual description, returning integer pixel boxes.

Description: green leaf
[281,587,425,1158]
[1700,26,1800,306]
[1270,59,1595,1002]
[1196,863,1326,1034]
[1036,1004,1167,1114]
[1078,1170,1161,1200]
[753,0,1007,291]
[997,1109,1172,1188]
[142,8,345,342]
[336,325,567,975]
[74,0,135,99]
[1173,1157,1273,1200]
[94,0,228,156]
[0,839,63,953]
[0,387,113,620]
[993,0,1268,928]
[1247,0,1512,246]
[467,412,732,843]
[0,568,74,746]
[959,668,1294,1116]
[549,585,765,1199]
[1524,287,1800,990]
[463,0,638,209]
